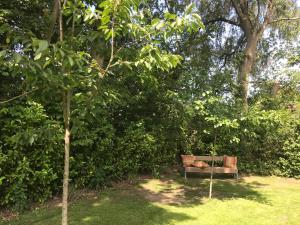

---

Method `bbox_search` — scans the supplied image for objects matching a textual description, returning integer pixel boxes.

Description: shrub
[0,101,63,210]
[278,136,300,178]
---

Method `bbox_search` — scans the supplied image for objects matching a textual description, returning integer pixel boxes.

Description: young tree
[1,1,204,224]
[193,95,239,198]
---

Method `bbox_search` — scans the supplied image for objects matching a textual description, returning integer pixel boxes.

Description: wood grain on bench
[194,156,224,161]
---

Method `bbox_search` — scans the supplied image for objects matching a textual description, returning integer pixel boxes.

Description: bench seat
[181,155,238,179]
[184,166,238,174]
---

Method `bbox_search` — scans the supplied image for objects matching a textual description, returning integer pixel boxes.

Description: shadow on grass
[136,172,271,207]
[70,192,194,225]
[2,173,272,225]
[3,191,194,225]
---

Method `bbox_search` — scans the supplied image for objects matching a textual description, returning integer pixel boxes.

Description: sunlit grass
[1,175,300,225]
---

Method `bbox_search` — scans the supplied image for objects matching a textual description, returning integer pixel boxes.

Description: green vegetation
[0,1,300,223]
[2,175,300,225]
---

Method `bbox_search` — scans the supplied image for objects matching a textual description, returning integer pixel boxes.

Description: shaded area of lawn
[0,192,193,225]
[1,175,300,225]
[137,174,270,206]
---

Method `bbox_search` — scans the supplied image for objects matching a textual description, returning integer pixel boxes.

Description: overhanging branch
[204,17,240,27]
[0,88,38,104]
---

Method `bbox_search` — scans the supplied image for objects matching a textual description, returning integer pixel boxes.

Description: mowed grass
[1,175,300,225]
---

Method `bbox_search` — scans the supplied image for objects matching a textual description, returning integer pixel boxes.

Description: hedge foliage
[1,94,299,210]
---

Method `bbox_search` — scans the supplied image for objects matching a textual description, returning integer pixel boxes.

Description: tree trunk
[238,34,258,112]
[58,0,70,224]
[62,90,71,225]
[209,134,217,199]
[209,154,214,199]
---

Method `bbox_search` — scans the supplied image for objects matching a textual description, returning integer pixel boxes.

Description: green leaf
[0,50,6,58]
[34,52,42,60]
[13,53,22,64]
[185,3,194,14]
[36,40,48,54]
[0,177,5,185]
[151,18,160,26]
[29,136,34,145]
[0,23,10,33]
[192,14,205,29]
[156,21,164,30]
[68,56,74,66]
[164,12,176,20]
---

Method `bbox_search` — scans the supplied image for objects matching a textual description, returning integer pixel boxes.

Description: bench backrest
[194,156,224,161]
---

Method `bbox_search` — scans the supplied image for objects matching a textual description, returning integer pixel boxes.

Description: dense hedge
[0,96,184,210]
[237,108,300,176]
[1,98,299,210]
[0,102,63,211]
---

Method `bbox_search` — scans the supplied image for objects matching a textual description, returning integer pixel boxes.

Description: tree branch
[257,0,273,37]
[99,7,116,78]
[204,17,240,27]
[231,0,252,37]
[219,35,246,69]
[256,0,261,24]
[268,17,300,24]
[104,19,114,72]
[0,89,38,104]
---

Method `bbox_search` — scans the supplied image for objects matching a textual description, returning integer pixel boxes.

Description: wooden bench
[181,155,238,180]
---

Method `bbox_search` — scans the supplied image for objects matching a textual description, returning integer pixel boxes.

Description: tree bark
[58,0,71,224]
[209,133,217,199]
[209,154,214,199]
[238,34,258,112]
[62,90,71,225]
[231,0,273,112]
[47,0,59,42]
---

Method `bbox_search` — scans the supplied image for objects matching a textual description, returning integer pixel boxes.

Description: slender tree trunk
[209,134,217,199]
[209,154,214,199]
[238,34,258,112]
[47,0,59,42]
[58,0,71,224]
[62,91,71,225]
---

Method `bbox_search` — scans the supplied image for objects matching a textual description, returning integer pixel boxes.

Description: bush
[278,136,300,178]
[0,101,63,210]
[237,108,299,176]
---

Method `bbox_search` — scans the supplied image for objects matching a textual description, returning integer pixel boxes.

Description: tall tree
[202,0,300,111]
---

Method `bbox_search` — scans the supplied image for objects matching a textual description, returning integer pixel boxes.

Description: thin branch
[268,17,300,24]
[219,35,246,70]
[58,0,64,42]
[256,0,261,24]
[257,0,273,36]
[264,0,273,25]
[71,11,75,37]
[0,89,38,104]
[105,19,114,71]
[99,14,116,78]
[204,17,240,27]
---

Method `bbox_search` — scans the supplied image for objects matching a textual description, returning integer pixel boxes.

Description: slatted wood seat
[181,155,238,179]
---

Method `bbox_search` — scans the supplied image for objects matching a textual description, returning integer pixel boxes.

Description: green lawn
[1,175,300,225]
